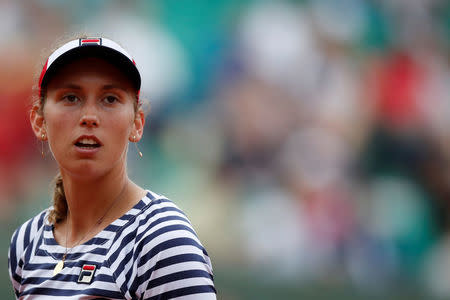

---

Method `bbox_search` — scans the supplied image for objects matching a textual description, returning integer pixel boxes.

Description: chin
[61,161,106,181]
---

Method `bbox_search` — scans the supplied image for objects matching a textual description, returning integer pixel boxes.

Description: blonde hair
[35,35,144,224]
[48,172,67,224]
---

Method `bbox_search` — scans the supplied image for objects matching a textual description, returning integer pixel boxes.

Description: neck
[59,165,135,246]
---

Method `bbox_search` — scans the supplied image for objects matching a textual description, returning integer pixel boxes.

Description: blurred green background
[1,0,449,299]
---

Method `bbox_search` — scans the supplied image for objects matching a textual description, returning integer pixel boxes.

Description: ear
[129,109,145,142]
[30,105,47,140]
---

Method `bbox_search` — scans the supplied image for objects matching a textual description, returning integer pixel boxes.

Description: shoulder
[117,190,209,262]
[140,190,193,227]
[9,208,49,256]
[136,190,208,258]
[111,190,216,299]
[8,208,50,293]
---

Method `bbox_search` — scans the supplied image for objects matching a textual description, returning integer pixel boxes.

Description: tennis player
[8,37,216,299]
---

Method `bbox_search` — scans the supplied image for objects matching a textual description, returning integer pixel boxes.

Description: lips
[74,135,102,149]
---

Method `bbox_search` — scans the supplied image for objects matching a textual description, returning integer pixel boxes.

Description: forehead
[46,57,135,91]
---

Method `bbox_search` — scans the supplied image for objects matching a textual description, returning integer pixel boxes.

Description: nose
[80,103,100,127]
[80,114,99,127]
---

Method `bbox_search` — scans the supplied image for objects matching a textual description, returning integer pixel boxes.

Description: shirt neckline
[43,191,151,252]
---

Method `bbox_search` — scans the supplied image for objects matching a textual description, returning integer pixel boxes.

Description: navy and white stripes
[8,190,216,299]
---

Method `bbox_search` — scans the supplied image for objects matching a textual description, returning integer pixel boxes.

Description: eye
[103,95,119,104]
[62,94,79,103]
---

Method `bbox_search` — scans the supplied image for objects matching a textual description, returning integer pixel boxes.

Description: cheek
[105,111,135,141]
[44,108,77,142]
[46,122,76,158]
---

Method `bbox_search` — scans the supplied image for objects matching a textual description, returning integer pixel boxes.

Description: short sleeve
[8,210,48,299]
[109,196,217,299]
[138,226,216,299]
[132,200,216,299]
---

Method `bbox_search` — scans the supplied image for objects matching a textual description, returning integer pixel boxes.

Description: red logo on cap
[80,38,101,46]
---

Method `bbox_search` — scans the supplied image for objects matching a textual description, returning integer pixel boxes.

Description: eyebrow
[57,84,82,90]
[101,84,129,92]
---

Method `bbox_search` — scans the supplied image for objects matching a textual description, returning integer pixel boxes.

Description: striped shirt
[8,190,216,299]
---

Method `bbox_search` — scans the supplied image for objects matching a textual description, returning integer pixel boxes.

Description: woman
[8,37,216,299]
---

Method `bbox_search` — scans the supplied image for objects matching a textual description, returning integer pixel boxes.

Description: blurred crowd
[0,0,449,299]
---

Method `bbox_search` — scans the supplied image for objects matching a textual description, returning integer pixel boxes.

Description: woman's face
[35,57,144,180]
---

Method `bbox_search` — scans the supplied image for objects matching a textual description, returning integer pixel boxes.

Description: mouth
[74,136,102,149]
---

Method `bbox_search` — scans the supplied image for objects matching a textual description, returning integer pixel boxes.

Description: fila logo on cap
[80,38,102,46]
[78,264,97,284]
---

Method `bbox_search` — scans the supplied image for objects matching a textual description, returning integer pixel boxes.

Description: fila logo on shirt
[78,264,97,284]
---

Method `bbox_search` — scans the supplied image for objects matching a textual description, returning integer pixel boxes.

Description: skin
[30,57,146,247]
